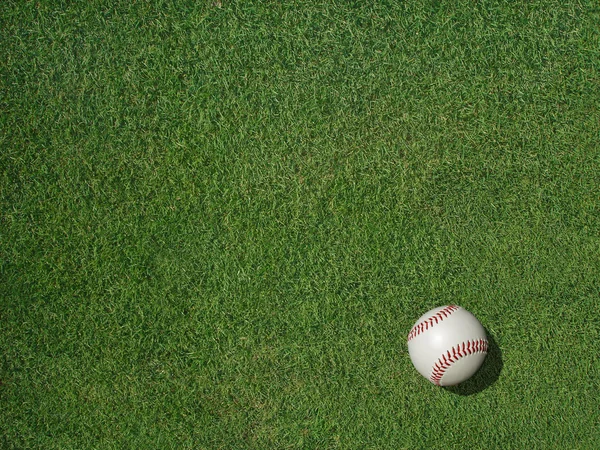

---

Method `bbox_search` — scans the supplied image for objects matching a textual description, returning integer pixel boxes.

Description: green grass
[2,0,600,448]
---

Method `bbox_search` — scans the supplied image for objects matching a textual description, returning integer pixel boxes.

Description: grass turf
[1,0,600,448]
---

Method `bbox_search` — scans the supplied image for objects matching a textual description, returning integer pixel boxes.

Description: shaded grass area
[1,1,600,448]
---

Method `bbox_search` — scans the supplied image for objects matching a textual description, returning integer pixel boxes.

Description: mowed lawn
[1,1,599,448]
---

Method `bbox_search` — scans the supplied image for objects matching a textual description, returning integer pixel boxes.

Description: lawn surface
[1,1,599,448]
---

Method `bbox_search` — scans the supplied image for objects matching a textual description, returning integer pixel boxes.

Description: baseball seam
[407,305,460,342]
[429,338,488,386]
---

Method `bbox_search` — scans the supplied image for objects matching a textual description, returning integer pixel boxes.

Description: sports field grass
[1,1,599,448]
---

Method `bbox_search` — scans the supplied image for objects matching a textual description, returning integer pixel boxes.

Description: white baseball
[407,305,488,386]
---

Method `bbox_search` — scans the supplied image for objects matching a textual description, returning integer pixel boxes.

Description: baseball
[407,305,488,386]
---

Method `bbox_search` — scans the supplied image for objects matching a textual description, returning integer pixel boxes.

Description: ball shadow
[444,329,503,396]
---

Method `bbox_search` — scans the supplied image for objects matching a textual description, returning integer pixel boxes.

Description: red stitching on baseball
[429,338,488,386]
[407,305,460,342]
